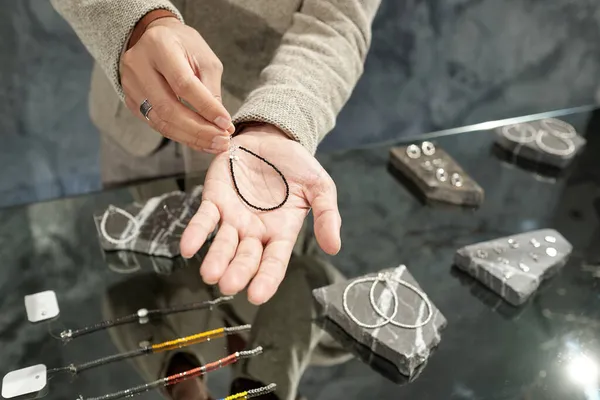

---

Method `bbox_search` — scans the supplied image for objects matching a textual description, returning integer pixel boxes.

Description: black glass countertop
[1,109,599,400]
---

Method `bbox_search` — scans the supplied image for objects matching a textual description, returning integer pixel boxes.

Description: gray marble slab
[389,144,484,207]
[312,265,447,377]
[495,119,586,168]
[454,229,573,306]
[93,186,204,258]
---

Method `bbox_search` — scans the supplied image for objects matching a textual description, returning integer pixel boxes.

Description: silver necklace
[342,271,433,329]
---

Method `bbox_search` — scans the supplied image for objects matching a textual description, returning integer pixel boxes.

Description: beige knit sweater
[50,0,381,154]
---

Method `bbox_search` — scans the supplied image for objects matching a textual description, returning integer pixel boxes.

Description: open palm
[180,127,341,305]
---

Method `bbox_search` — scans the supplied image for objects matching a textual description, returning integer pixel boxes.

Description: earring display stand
[312,265,446,377]
[454,229,573,306]
[389,143,484,207]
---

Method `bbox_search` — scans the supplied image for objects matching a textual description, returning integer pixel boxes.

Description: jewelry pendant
[228,143,290,212]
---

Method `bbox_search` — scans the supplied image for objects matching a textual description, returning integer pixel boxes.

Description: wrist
[127,10,180,50]
[235,123,292,141]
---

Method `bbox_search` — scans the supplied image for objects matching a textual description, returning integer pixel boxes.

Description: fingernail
[211,135,229,150]
[214,116,232,131]
[227,123,235,135]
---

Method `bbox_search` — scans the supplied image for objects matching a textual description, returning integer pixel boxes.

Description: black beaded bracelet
[229,144,289,212]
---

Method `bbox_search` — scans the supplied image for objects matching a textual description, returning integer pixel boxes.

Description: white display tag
[1,364,47,399]
[24,291,60,323]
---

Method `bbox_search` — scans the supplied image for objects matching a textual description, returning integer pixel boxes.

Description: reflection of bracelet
[60,296,233,342]
[501,124,536,143]
[49,325,251,376]
[76,347,263,400]
[535,131,575,156]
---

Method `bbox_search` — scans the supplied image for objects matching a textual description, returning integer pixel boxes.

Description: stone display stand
[313,265,446,377]
[454,229,573,306]
[93,186,206,258]
[389,144,484,207]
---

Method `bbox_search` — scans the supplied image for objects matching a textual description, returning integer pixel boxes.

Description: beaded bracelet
[218,383,277,400]
[59,296,233,342]
[76,347,263,400]
[48,325,251,376]
[228,141,289,212]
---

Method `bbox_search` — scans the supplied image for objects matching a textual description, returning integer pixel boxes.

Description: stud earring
[545,247,557,257]
[421,141,436,156]
[530,238,541,248]
[507,238,519,248]
[421,160,434,171]
[476,249,488,259]
[544,236,556,243]
[406,144,421,159]
[518,263,530,272]
[450,173,463,187]
[435,168,448,182]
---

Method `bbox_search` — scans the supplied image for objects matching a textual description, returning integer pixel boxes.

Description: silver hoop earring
[435,168,448,182]
[421,141,436,156]
[342,271,433,330]
[100,205,140,245]
[501,124,536,144]
[540,118,576,139]
[535,131,575,156]
[406,144,421,159]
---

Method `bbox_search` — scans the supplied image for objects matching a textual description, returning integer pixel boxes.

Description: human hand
[120,16,234,153]
[180,125,342,304]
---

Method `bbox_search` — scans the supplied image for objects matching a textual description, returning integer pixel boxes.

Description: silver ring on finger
[140,99,153,121]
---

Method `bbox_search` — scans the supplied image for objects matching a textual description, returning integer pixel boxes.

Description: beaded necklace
[228,141,289,212]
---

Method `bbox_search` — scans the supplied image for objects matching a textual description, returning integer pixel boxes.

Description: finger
[180,200,220,258]
[140,67,230,152]
[154,47,234,133]
[123,95,227,153]
[219,237,263,296]
[200,224,238,284]
[306,178,342,255]
[248,239,295,305]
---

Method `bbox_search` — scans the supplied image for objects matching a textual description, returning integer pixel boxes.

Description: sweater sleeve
[50,0,184,100]
[232,0,381,154]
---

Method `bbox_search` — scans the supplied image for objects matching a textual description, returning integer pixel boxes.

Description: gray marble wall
[1,0,599,208]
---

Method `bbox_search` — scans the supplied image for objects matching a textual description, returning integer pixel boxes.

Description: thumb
[306,176,342,255]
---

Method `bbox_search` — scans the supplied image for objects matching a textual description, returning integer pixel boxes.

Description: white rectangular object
[24,290,59,323]
[2,365,47,399]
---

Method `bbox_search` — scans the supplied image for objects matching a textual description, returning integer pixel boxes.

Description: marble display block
[93,186,205,258]
[312,265,446,377]
[389,143,484,207]
[495,119,586,169]
[454,229,573,306]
